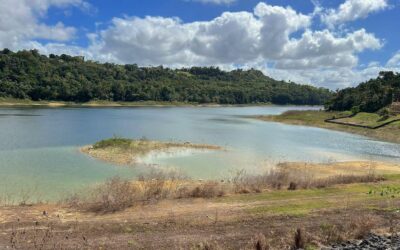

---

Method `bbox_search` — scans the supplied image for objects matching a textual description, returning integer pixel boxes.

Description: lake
[0,106,399,202]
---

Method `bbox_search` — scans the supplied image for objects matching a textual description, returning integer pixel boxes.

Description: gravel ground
[325,234,400,250]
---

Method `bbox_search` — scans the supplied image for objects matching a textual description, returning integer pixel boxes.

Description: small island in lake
[81,137,223,165]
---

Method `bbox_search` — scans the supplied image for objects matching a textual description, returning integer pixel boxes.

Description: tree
[0,49,333,105]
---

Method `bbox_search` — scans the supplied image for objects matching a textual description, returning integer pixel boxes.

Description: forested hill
[326,71,400,112]
[0,49,332,105]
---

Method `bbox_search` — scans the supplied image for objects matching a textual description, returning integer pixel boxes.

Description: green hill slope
[0,49,332,105]
[326,71,400,112]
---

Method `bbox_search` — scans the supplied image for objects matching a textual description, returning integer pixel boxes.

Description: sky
[0,0,399,89]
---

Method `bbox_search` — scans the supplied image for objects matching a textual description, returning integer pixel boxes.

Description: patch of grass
[382,174,400,181]
[93,137,132,149]
[367,185,400,198]
[335,112,400,127]
[222,181,400,217]
[222,182,388,205]
[248,200,333,216]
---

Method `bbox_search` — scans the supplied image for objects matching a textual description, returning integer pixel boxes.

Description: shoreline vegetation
[0,97,282,108]
[81,137,223,165]
[1,160,400,249]
[252,110,400,144]
[0,97,233,107]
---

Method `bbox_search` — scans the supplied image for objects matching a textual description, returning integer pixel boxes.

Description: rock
[326,234,400,250]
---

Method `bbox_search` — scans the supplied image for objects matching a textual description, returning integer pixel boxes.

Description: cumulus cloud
[322,0,389,27]
[0,0,88,49]
[88,3,382,73]
[254,3,311,59]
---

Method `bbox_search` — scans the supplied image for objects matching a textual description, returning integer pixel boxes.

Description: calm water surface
[0,106,399,201]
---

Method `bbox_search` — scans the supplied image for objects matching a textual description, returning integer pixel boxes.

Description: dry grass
[230,166,384,193]
[66,169,228,213]
[64,163,386,213]
[67,177,138,213]
[278,161,400,178]
[250,233,269,250]
[317,213,380,245]
[185,182,226,199]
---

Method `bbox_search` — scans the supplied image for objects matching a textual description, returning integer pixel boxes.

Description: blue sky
[0,0,399,89]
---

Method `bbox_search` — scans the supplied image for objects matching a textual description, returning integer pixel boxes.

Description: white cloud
[88,3,382,75]
[322,0,389,27]
[0,0,88,49]
[254,2,311,59]
[275,28,382,70]
[387,51,400,68]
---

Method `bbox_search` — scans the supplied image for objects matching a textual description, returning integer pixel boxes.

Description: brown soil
[1,197,399,249]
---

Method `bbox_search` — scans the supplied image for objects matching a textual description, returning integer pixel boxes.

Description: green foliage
[0,49,332,105]
[93,137,132,149]
[377,108,390,120]
[351,105,360,115]
[368,186,400,198]
[326,71,400,112]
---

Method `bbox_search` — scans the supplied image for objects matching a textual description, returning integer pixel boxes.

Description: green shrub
[93,137,132,149]
[351,106,360,115]
[377,108,390,120]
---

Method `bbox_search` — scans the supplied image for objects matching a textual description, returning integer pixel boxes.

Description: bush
[85,177,137,213]
[377,108,390,120]
[351,106,360,115]
[188,182,225,198]
[93,137,132,149]
[137,168,188,201]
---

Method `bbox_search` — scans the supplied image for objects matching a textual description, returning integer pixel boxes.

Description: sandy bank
[278,161,400,178]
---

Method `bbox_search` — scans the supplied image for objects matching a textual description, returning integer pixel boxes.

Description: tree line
[0,49,332,105]
[326,71,400,113]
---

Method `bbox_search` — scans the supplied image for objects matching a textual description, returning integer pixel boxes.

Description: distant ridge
[0,49,332,105]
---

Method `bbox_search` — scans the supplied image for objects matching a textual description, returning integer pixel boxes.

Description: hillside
[0,49,331,105]
[326,71,400,112]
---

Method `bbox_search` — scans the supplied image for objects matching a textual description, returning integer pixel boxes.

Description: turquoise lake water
[0,106,399,201]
